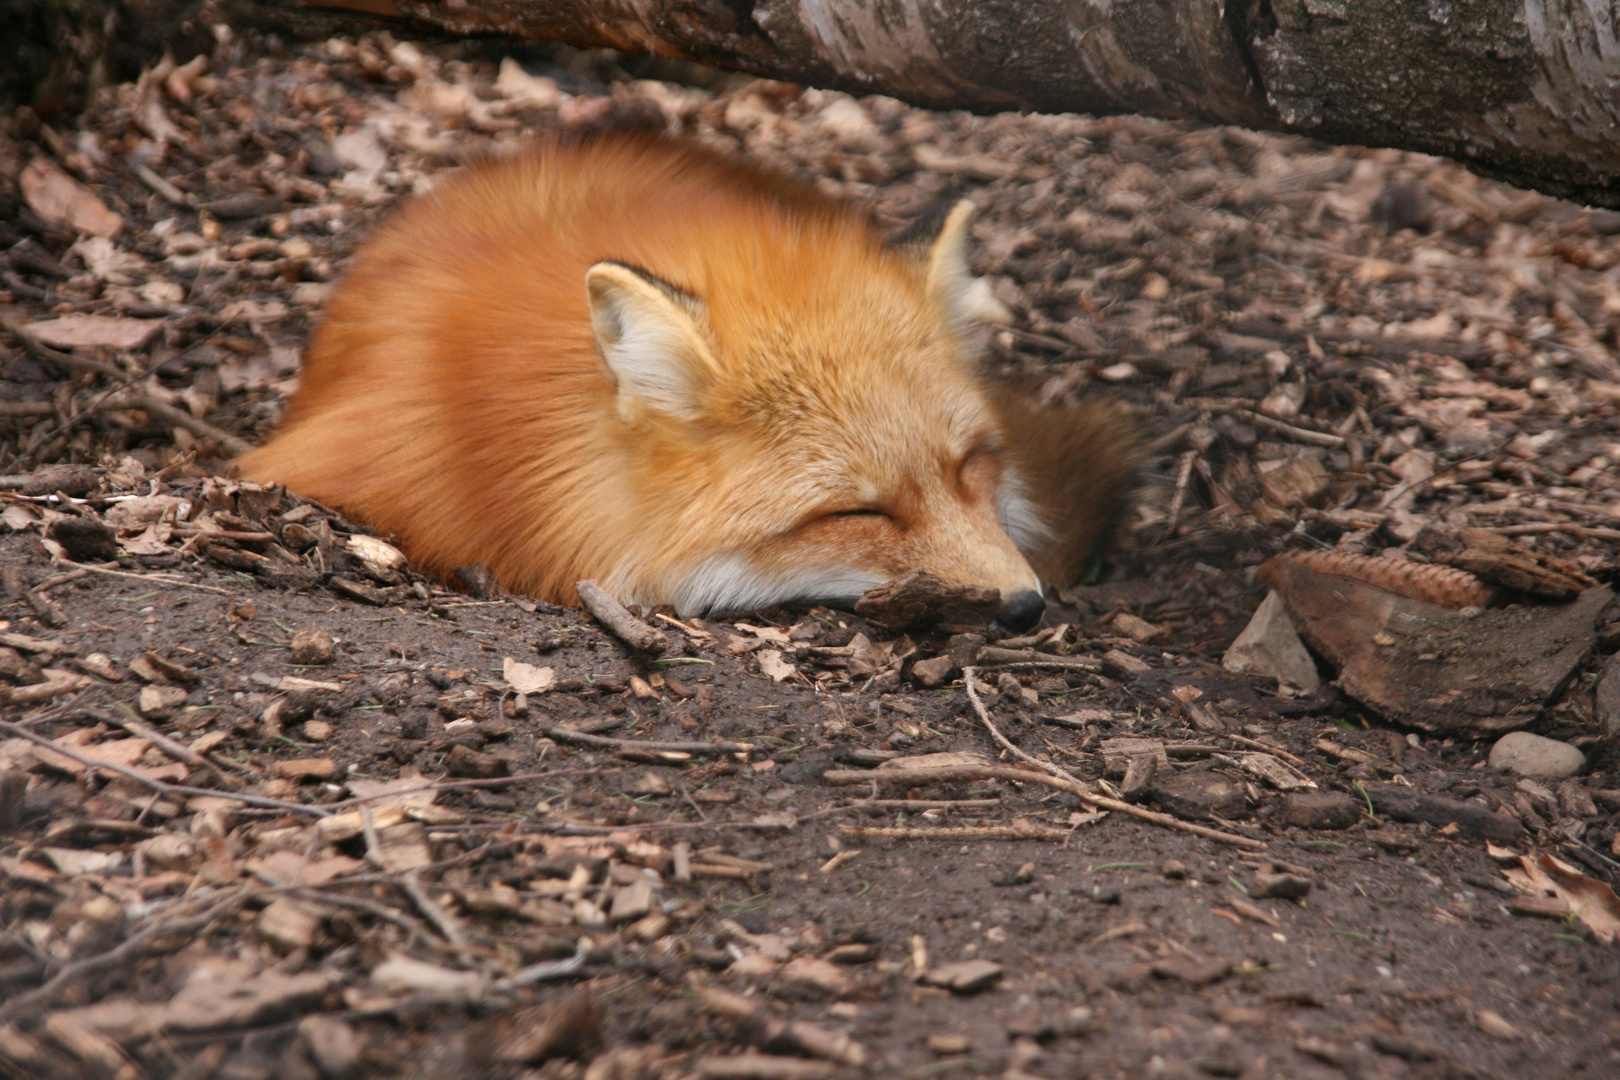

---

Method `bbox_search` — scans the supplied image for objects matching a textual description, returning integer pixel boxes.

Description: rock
[1278,790,1362,830]
[910,653,955,688]
[137,684,189,719]
[1101,649,1151,678]
[1222,590,1321,692]
[609,879,654,924]
[46,516,119,562]
[927,1033,971,1056]
[272,758,338,782]
[257,899,322,953]
[289,628,335,666]
[1251,870,1312,900]
[1595,651,1620,737]
[1149,771,1246,821]
[445,743,509,778]
[921,959,1004,994]
[492,991,603,1063]
[299,1015,363,1080]
[1488,732,1585,779]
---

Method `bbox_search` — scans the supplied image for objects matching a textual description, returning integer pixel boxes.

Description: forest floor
[2,26,1620,1080]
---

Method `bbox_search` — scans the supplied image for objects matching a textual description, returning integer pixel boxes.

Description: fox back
[239,133,1135,624]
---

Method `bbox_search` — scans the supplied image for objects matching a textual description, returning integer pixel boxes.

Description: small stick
[1191,400,1345,448]
[575,579,668,654]
[838,823,1073,841]
[964,666,1089,788]
[1225,733,1310,768]
[51,560,232,595]
[821,763,1266,850]
[542,724,753,756]
[400,869,468,948]
[842,798,1003,811]
[975,646,1101,670]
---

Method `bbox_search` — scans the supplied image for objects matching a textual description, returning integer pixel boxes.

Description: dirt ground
[2,26,1620,1080]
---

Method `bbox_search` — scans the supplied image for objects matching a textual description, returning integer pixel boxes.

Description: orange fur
[238,134,1135,619]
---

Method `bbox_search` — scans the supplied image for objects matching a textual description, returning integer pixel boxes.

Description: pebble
[1221,590,1320,692]
[290,627,335,665]
[921,959,1004,994]
[1488,732,1585,779]
[1150,771,1247,821]
[272,757,337,781]
[927,1033,971,1056]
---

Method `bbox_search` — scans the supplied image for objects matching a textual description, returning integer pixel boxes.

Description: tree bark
[240,0,1620,209]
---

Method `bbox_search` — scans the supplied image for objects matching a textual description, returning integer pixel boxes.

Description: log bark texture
[241,0,1620,209]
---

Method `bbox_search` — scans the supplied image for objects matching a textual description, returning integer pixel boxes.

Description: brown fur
[238,133,1137,612]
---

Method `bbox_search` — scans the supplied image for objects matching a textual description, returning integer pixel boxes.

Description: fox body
[238,134,1135,630]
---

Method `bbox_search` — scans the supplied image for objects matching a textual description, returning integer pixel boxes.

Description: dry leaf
[503,657,555,694]
[757,649,796,682]
[1503,852,1620,944]
[21,158,123,237]
[26,314,164,351]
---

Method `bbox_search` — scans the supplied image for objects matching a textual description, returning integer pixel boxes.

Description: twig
[964,666,1090,787]
[541,724,754,756]
[840,798,1003,811]
[1191,400,1345,447]
[0,886,255,1023]
[822,764,1265,849]
[975,646,1101,671]
[1483,522,1620,542]
[400,869,468,948]
[50,559,232,594]
[111,391,255,457]
[838,823,1074,841]
[1162,448,1197,539]
[575,579,668,654]
[131,161,193,207]
[1225,733,1309,768]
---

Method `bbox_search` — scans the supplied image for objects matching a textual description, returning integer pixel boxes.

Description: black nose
[996,590,1045,634]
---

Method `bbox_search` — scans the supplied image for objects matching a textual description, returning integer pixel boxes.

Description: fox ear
[907,200,1013,330]
[586,262,716,420]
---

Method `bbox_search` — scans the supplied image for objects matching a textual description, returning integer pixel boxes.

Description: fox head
[588,200,1050,631]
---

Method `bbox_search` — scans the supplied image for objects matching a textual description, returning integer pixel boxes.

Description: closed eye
[829,508,886,518]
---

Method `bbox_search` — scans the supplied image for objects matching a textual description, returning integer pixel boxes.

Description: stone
[927,1033,971,1056]
[1222,590,1321,692]
[1488,732,1585,779]
[1251,870,1312,900]
[909,654,955,688]
[299,1015,362,1080]
[1595,651,1620,737]
[1149,771,1246,821]
[137,684,189,719]
[272,758,338,782]
[1278,790,1362,830]
[257,899,321,953]
[289,628,335,666]
[922,959,1003,994]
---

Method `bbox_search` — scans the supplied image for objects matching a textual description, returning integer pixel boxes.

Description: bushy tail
[988,387,1140,588]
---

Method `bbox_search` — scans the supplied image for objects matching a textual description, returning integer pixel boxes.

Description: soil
[3,27,1620,1080]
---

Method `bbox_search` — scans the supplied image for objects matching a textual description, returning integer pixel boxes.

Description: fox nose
[996,590,1045,634]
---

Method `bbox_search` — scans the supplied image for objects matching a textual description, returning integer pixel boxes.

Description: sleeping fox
[237,132,1137,632]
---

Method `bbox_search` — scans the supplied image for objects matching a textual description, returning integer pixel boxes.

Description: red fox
[238,133,1136,632]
